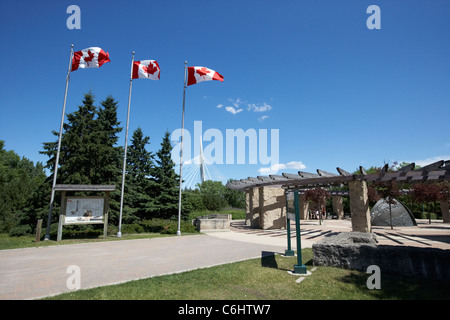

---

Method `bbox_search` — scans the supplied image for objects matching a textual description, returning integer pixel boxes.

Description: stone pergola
[226,160,450,232]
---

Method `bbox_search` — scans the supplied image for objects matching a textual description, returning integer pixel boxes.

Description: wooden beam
[398,162,415,173]
[298,171,320,178]
[413,160,444,172]
[379,164,389,174]
[269,174,291,181]
[337,167,352,176]
[282,173,305,179]
[257,176,274,182]
[239,179,256,184]
[359,166,367,175]
[317,169,337,177]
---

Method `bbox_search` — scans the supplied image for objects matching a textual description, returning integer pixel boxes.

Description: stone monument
[370,198,416,226]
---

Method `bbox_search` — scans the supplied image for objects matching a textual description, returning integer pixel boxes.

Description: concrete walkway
[1,218,449,300]
[0,233,287,300]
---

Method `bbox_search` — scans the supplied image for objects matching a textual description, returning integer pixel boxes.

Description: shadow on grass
[337,270,450,300]
[261,251,279,269]
[260,251,293,272]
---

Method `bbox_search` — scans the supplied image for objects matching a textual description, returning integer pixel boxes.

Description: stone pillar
[245,190,251,226]
[348,180,371,232]
[259,186,286,229]
[299,194,309,220]
[332,195,344,220]
[245,187,260,228]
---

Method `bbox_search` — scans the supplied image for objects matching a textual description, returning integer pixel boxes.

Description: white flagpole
[117,51,135,238]
[44,44,74,240]
[177,61,188,236]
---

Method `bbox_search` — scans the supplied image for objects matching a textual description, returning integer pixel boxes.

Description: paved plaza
[0,219,449,300]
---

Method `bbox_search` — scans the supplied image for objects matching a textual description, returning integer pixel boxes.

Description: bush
[224,209,246,220]
[140,219,167,233]
[140,219,197,234]
[48,223,103,239]
[121,223,144,234]
[413,211,439,220]
[9,225,32,237]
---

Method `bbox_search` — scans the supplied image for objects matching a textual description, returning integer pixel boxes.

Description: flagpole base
[176,230,181,236]
[293,264,307,275]
[117,232,122,238]
[284,249,295,257]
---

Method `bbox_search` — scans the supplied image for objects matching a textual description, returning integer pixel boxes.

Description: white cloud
[409,155,450,168]
[225,106,243,114]
[219,98,245,114]
[228,97,244,107]
[248,102,272,112]
[218,98,272,118]
[258,161,306,175]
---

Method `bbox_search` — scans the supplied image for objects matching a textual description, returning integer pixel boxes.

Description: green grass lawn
[42,248,449,300]
[0,232,180,250]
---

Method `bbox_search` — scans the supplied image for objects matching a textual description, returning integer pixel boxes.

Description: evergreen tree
[41,93,97,185]
[41,93,123,227]
[63,92,98,184]
[94,96,123,184]
[152,131,180,219]
[41,92,122,186]
[124,127,156,220]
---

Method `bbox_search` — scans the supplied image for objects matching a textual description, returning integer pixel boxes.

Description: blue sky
[1,0,449,188]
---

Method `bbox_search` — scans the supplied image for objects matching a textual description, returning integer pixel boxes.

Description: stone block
[332,195,344,219]
[349,180,371,232]
[245,187,260,228]
[193,217,231,232]
[313,232,450,281]
[259,186,286,229]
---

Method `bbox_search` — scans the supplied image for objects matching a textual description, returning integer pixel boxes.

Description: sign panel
[287,212,296,221]
[65,197,104,224]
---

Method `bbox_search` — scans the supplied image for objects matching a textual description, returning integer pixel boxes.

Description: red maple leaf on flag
[84,50,95,66]
[142,61,158,75]
[196,67,211,77]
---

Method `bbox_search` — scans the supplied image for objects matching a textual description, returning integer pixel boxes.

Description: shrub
[48,224,103,239]
[413,211,439,220]
[9,225,32,237]
[121,223,144,234]
[140,219,167,233]
[140,219,197,234]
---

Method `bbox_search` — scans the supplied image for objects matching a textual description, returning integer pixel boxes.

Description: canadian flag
[132,60,160,80]
[71,47,110,72]
[187,66,224,86]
